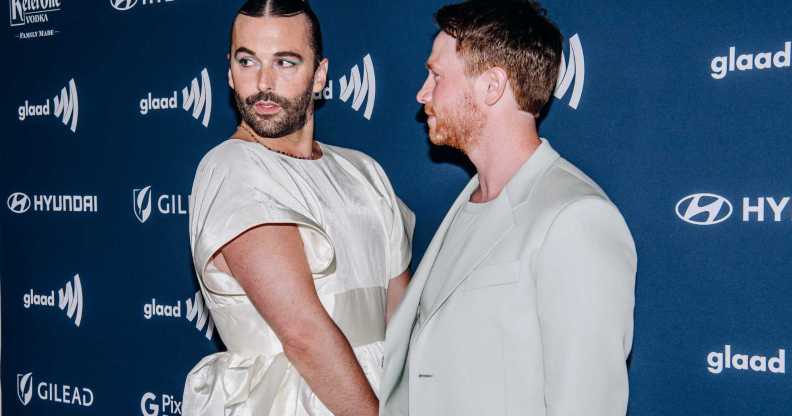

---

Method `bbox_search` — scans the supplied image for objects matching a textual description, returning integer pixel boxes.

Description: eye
[237,57,256,68]
[278,59,298,68]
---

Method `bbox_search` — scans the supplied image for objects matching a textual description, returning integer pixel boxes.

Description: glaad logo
[707,345,785,375]
[554,33,585,110]
[314,54,376,120]
[133,186,189,223]
[141,392,182,416]
[139,68,212,127]
[17,372,33,406]
[711,41,790,80]
[676,193,733,225]
[6,192,98,214]
[143,292,214,339]
[9,0,60,26]
[23,274,84,327]
[18,78,79,132]
[186,291,215,339]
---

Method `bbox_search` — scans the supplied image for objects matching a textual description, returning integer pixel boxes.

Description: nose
[416,75,433,104]
[257,67,275,92]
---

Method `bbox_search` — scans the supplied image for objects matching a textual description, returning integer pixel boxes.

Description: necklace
[240,124,322,160]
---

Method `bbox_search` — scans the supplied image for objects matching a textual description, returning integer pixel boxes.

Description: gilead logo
[707,345,785,374]
[711,41,791,80]
[15,372,94,407]
[17,373,33,405]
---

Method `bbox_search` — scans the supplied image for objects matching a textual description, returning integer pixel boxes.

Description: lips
[254,101,281,115]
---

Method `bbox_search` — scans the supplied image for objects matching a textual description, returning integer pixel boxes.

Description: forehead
[232,14,311,55]
[428,32,460,67]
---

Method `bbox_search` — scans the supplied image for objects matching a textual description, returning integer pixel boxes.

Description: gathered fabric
[184,139,414,416]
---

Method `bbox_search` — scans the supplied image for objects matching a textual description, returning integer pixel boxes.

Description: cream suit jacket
[381,140,637,416]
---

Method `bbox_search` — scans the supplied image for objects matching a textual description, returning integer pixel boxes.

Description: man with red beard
[380,1,637,416]
[183,1,413,415]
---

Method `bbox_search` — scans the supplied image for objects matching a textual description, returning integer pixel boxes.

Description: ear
[479,66,508,107]
[227,65,235,90]
[312,58,329,94]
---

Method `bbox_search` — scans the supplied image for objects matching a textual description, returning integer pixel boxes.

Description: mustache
[424,103,435,117]
[245,91,291,108]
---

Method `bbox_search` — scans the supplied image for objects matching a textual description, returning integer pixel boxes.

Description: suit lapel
[419,139,560,331]
[381,139,561,405]
[419,193,515,331]
[381,177,479,402]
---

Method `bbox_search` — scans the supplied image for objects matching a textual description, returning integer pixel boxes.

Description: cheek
[230,68,258,95]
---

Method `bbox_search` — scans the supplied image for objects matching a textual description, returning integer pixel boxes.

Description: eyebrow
[234,47,257,56]
[233,47,304,63]
[274,51,304,62]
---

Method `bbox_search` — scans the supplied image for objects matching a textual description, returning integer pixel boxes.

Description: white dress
[183,139,414,416]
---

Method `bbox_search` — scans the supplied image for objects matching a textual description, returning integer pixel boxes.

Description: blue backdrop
[3,0,792,414]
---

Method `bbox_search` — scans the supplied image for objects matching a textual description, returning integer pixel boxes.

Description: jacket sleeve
[534,197,637,416]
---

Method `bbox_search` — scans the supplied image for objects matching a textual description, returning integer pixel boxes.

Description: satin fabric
[185,139,414,416]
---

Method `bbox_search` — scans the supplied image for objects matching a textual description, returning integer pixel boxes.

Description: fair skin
[417,32,542,203]
[215,13,409,416]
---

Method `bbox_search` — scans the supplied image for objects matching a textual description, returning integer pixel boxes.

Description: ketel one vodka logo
[133,186,189,223]
[314,54,376,120]
[9,0,61,26]
[17,78,79,132]
[143,292,214,340]
[23,274,84,327]
[139,68,212,127]
[16,372,95,407]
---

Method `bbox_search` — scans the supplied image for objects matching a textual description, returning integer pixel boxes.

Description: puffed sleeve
[189,142,335,295]
[372,161,415,279]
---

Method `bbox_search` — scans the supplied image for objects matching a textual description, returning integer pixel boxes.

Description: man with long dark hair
[381,1,636,415]
[183,1,413,415]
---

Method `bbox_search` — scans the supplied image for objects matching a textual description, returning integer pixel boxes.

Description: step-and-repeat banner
[3,0,792,414]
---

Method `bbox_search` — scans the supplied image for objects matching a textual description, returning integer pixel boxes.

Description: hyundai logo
[110,0,138,11]
[676,193,733,225]
[7,192,31,214]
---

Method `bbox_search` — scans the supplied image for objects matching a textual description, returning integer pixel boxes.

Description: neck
[234,114,317,158]
[466,111,541,203]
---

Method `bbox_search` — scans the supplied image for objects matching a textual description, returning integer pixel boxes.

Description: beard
[425,92,484,152]
[234,85,314,139]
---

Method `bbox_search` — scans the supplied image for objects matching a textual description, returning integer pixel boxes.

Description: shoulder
[524,157,611,214]
[196,139,257,173]
[323,142,394,185]
[322,142,380,170]
[538,160,631,245]
[511,156,627,237]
